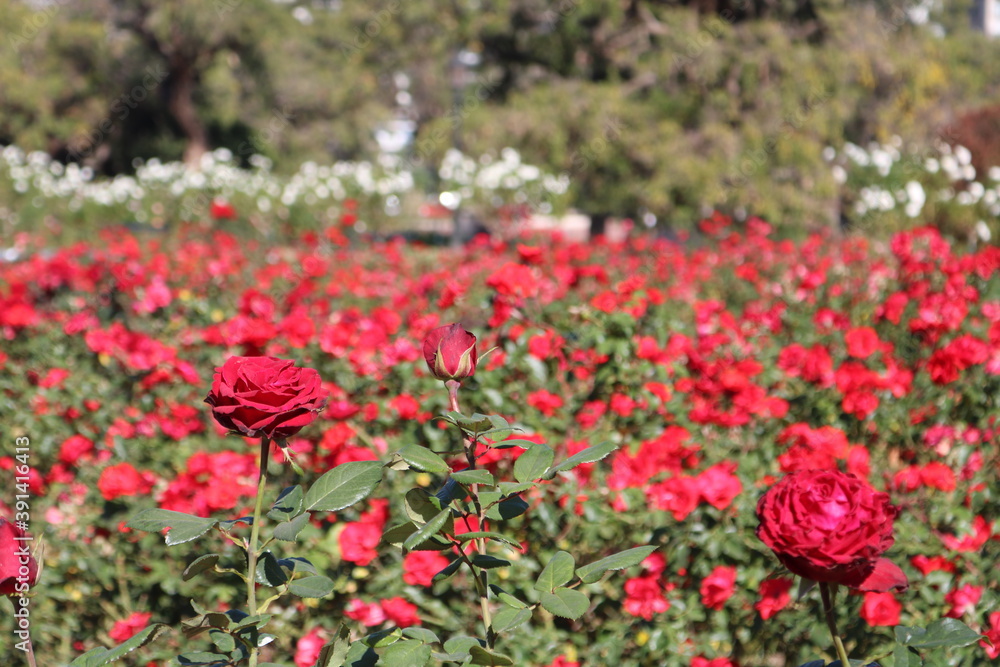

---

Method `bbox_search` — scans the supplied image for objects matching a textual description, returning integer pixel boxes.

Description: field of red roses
[1,217,999,666]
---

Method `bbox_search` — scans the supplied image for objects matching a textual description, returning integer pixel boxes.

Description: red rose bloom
[422,323,477,382]
[859,592,901,627]
[0,518,38,596]
[108,611,152,642]
[205,356,328,440]
[756,469,907,592]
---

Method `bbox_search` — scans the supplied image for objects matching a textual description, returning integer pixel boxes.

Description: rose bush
[756,469,908,592]
[0,217,997,665]
[204,355,329,440]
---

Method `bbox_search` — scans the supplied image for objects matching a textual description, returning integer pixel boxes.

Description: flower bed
[0,218,998,665]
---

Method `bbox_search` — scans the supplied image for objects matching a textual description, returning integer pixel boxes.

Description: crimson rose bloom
[756,469,907,592]
[422,323,477,382]
[0,517,38,596]
[205,356,328,440]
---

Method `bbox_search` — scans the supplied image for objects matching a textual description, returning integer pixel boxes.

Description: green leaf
[483,414,514,441]
[471,554,511,569]
[403,509,452,551]
[456,531,523,551]
[278,557,317,575]
[443,636,480,655]
[451,469,494,486]
[287,575,335,598]
[313,624,351,667]
[488,439,535,450]
[535,551,576,592]
[484,495,529,521]
[397,444,452,474]
[361,628,403,648]
[381,639,432,667]
[126,509,218,546]
[268,485,304,521]
[68,624,171,666]
[898,618,982,648]
[543,441,618,479]
[432,559,463,583]
[176,652,230,666]
[273,512,311,542]
[183,554,221,582]
[402,627,440,643]
[256,551,288,587]
[893,646,922,667]
[468,646,515,666]
[343,642,378,667]
[433,479,464,504]
[513,443,555,483]
[576,546,658,584]
[208,629,236,653]
[445,412,493,434]
[491,606,532,633]
[496,481,536,495]
[404,488,446,525]
[490,585,528,609]
[539,587,590,620]
[304,461,383,512]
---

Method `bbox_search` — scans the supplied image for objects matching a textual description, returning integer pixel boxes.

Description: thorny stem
[246,436,271,667]
[446,380,495,648]
[820,582,852,667]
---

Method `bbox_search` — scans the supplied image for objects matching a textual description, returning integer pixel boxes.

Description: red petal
[855,558,908,592]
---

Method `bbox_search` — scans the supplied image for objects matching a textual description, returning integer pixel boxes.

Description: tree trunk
[589,212,609,239]
[167,62,208,168]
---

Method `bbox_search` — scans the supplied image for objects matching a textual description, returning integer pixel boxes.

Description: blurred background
[1,0,999,241]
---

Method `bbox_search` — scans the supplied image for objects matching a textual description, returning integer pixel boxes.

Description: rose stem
[819,582,852,667]
[446,380,494,648]
[24,633,37,667]
[246,435,271,667]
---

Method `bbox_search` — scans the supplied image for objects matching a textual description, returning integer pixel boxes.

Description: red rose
[755,577,794,620]
[205,356,328,440]
[294,628,326,667]
[0,517,38,596]
[98,463,156,501]
[108,611,152,642]
[859,592,901,627]
[380,596,421,627]
[422,324,477,382]
[700,565,737,611]
[756,469,907,592]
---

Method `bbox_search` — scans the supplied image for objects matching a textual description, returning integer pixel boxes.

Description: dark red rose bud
[756,469,907,592]
[205,356,328,440]
[0,517,38,596]
[422,324,478,382]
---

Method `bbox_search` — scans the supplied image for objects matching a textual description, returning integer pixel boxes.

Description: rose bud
[422,324,478,382]
[756,469,907,592]
[205,356,328,440]
[0,517,38,596]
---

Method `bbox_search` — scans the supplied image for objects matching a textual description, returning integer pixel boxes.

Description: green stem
[247,436,271,667]
[446,381,494,648]
[819,582,852,667]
